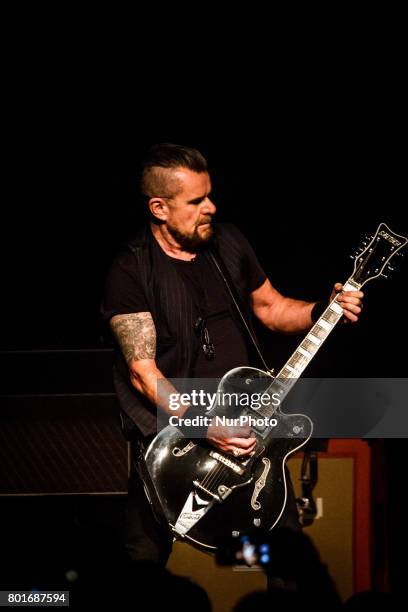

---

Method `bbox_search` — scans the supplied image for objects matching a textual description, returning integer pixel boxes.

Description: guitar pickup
[209,451,245,475]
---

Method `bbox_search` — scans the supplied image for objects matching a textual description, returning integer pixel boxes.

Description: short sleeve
[230,225,267,294]
[100,251,149,322]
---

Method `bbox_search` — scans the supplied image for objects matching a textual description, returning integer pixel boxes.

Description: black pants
[125,439,173,566]
[125,439,301,567]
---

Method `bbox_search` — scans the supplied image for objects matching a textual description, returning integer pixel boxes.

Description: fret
[311,325,327,340]
[298,346,312,359]
[271,377,297,401]
[301,338,318,354]
[256,221,408,441]
[277,378,294,389]
[272,382,289,397]
[287,356,297,369]
[288,354,307,369]
[322,309,339,325]
[318,318,332,331]
[280,367,294,378]
[330,301,343,315]
[343,280,360,291]
[272,278,358,409]
[283,365,298,376]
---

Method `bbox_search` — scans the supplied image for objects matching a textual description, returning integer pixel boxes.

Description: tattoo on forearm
[110,312,156,364]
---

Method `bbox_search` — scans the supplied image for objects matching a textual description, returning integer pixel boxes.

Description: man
[101,143,363,566]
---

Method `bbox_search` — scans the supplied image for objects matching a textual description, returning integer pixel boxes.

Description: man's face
[161,169,217,251]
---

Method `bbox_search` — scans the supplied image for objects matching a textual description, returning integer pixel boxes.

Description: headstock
[350,223,407,288]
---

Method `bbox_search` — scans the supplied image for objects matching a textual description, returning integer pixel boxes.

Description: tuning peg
[387,265,395,271]
[396,251,404,257]
[381,273,389,279]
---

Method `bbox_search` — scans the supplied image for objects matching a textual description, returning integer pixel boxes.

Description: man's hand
[331,283,364,323]
[207,420,256,457]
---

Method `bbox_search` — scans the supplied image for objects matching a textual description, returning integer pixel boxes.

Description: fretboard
[265,278,361,412]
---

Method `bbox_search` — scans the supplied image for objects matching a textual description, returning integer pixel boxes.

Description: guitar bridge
[193,480,232,502]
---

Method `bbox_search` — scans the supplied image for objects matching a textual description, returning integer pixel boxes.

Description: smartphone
[215,533,271,567]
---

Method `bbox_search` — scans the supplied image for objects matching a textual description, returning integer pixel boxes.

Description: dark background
[1,33,407,598]
[2,116,406,376]
[1,0,406,363]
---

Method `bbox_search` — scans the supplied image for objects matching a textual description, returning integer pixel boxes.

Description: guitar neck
[271,278,362,402]
[258,221,408,423]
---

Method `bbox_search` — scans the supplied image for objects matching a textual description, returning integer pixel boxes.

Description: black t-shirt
[101,227,267,378]
[171,254,256,377]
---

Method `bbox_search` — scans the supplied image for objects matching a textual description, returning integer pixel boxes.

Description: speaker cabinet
[288,439,371,601]
[0,394,128,495]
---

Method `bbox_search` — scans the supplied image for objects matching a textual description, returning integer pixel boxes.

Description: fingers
[342,310,358,323]
[227,438,256,457]
[208,421,251,439]
[339,294,363,305]
[340,301,362,314]
[334,283,363,298]
[207,435,257,457]
[331,283,364,324]
[339,292,364,304]
[340,299,361,322]
[333,284,364,300]
[337,291,363,322]
[207,418,257,456]
[226,437,256,457]
[225,437,257,449]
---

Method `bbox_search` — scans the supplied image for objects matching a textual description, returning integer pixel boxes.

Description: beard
[167,218,215,252]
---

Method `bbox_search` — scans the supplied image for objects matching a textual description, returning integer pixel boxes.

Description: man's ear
[149,197,168,222]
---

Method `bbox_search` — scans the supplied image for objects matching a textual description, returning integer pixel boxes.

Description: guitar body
[143,223,407,552]
[144,366,313,551]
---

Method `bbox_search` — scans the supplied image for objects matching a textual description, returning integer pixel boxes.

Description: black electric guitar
[143,223,407,551]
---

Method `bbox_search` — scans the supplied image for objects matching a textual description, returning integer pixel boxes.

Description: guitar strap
[206,249,272,374]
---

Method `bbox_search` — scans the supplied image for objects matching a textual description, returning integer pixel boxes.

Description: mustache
[198,216,214,226]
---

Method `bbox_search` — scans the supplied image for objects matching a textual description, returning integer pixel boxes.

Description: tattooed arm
[110,312,256,454]
[109,312,185,417]
[110,312,156,364]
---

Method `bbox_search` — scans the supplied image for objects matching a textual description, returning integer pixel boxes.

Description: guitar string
[201,458,232,491]
[202,450,244,493]
[201,462,227,489]
[211,462,235,491]
[199,327,337,493]
[208,461,231,489]
[200,461,220,486]
[200,468,226,496]
[198,234,405,500]
[209,451,251,493]
[200,284,345,492]
[206,304,343,486]
[200,452,225,486]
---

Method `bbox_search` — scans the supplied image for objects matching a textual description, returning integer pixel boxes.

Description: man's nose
[202,197,216,215]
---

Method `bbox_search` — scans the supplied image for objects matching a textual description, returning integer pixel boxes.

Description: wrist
[311,300,328,324]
